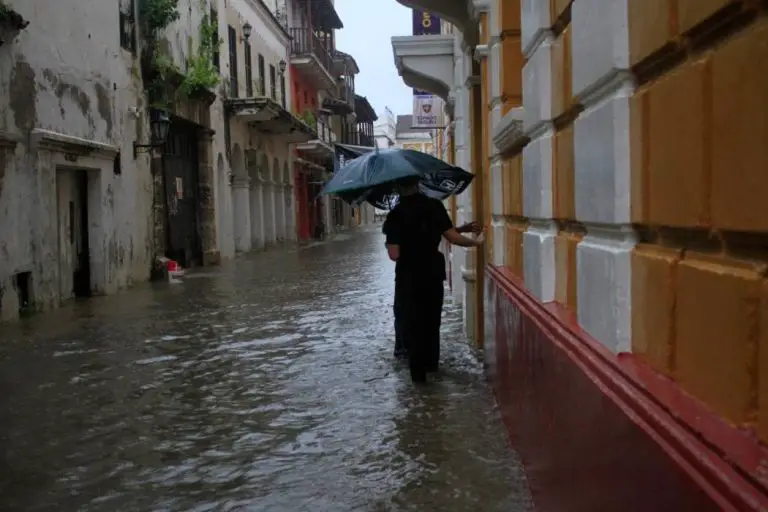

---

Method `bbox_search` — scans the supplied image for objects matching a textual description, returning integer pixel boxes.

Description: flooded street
[0,227,532,511]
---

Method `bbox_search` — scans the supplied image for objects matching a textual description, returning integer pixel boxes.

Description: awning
[226,97,317,143]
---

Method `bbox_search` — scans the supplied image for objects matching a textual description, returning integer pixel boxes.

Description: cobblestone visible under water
[0,227,532,511]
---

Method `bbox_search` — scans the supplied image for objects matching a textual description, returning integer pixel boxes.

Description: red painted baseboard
[485,265,768,512]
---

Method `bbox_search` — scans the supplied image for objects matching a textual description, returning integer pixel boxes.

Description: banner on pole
[412,93,445,129]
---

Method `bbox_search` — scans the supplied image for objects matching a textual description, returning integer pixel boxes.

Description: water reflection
[0,227,531,511]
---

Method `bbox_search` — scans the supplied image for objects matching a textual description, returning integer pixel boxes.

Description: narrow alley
[0,227,532,511]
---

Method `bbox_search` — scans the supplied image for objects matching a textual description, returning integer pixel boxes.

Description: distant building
[394,115,435,155]
[374,107,396,149]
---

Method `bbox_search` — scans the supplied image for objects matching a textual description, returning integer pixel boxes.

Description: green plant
[138,0,179,46]
[179,10,221,97]
[0,1,28,28]
[139,0,180,106]
[301,110,316,127]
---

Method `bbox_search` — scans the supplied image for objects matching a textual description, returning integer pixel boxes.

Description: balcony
[225,97,316,143]
[290,27,336,90]
[359,133,374,148]
[294,110,334,162]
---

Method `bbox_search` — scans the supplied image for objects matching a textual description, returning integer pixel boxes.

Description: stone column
[232,175,252,252]
[151,153,166,259]
[264,180,276,245]
[250,178,264,250]
[275,183,286,241]
[283,183,295,240]
[197,129,219,265]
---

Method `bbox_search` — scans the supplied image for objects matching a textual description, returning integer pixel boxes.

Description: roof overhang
[354,95,378,122]
[226,97,317,143]
[394,0,478,46]
[392,35,455,101]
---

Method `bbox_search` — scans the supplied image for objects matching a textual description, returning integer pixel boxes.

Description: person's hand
[459,221,483,234]
[473,233,485,246]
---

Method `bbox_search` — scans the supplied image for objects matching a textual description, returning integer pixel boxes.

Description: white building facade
[221,0,311,256]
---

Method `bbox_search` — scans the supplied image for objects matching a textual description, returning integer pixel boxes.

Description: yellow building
[392,0,768,508]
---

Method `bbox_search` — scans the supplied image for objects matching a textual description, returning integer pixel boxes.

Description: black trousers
[395,277,444,379]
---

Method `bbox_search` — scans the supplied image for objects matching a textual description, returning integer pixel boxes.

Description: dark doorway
[162,116,203,268]
[72,170,91,297]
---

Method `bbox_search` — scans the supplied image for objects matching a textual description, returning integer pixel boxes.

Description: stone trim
[30,128,119,159]
[491,106,525,154]
[470,0,491,18]
[575,69,635,109]
[473,43,489,61]
[0,131,20,149]
[392,34,456,101]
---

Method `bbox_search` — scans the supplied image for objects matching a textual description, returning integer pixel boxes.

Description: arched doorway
[230,144,251,252]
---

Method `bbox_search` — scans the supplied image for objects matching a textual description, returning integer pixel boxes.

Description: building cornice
[492,107,526,156]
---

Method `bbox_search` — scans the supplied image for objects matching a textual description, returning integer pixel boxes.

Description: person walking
[393,220,482,359]
[383,176,484,383]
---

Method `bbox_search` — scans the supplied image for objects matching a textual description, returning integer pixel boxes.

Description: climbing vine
[138,0,221,105]
[138,0,180,107]
[0,1,28,30]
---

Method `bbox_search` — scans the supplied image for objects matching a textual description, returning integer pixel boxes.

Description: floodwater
[0,227,532,511]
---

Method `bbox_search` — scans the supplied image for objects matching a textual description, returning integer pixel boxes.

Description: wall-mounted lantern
[242,21,252,41]
[278,59,287,75]
[134,111,171,158]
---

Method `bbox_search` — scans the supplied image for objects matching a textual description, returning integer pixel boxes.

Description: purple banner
[412,9,441,35]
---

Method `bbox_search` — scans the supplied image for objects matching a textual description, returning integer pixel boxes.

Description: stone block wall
[626,0,768,440]
[491,0,768,443]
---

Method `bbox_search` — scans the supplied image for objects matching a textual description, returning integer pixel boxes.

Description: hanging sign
[412,93,445,129]
[412,9,441,35]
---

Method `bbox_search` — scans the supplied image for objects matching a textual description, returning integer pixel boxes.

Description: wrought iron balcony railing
[289,27,332,75]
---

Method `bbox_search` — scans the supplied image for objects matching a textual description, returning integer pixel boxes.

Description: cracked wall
[0,0,152,321]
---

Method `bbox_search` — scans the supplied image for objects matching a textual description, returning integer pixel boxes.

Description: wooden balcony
[289,27,335,89]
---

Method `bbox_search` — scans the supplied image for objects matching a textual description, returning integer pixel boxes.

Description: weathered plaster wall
[0,0,152,321]
[160,0,233,260]
[222,0,296,248]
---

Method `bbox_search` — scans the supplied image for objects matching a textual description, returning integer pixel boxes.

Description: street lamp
[134,111,171,158]
[242,21,252,41]
[278,59,287,75]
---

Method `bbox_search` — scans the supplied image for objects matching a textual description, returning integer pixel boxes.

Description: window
[210,7,220,71]
[227,25,238,97]
[244,42,253,97]
[280,75,286,108]
[257,54,265,96]
[119,0,136,53]
[269,64,277,100]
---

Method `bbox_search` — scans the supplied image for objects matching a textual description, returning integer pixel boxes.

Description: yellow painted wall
[626,1,768,440]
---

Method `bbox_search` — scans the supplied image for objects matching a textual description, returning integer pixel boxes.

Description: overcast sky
[334,0,412,119]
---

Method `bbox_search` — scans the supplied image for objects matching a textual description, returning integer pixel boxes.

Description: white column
[262,181,276,245]
[275,185,286,241]
[572,0,636,353]
[232,176,252,252]
[284,184,295,240]
[250,179,264,250]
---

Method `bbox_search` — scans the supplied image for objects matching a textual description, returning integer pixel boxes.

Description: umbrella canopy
[322,148,474,209]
